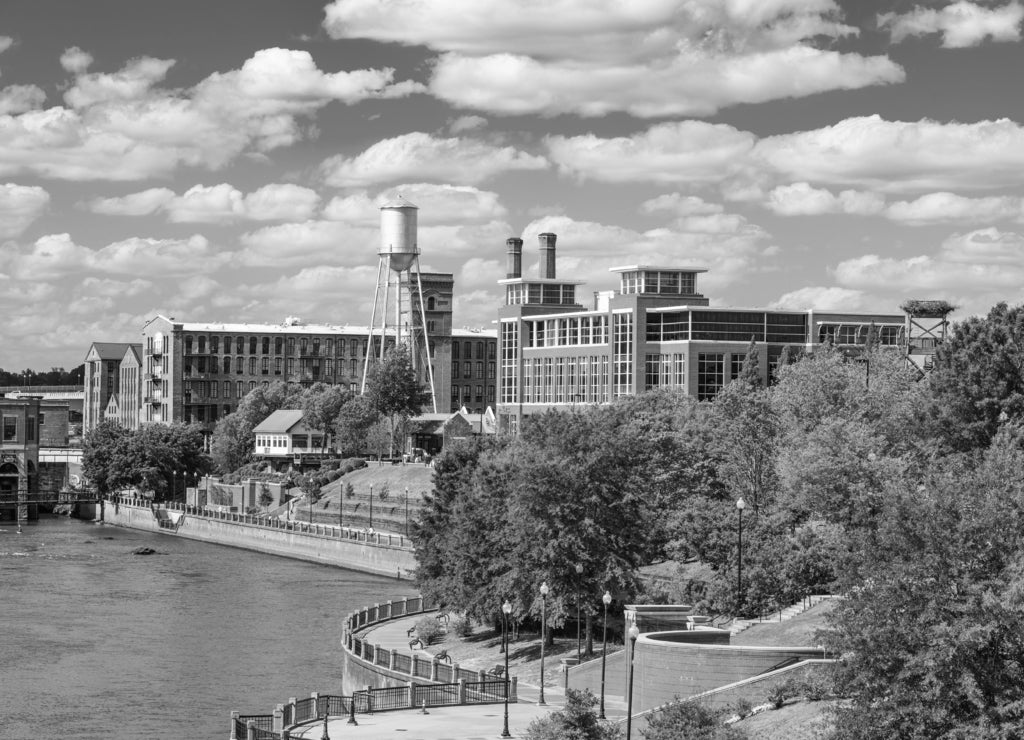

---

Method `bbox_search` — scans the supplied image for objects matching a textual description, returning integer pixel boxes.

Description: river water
[0,516,400,740]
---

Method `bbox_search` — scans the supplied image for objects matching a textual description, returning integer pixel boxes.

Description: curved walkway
[314,611,627,738]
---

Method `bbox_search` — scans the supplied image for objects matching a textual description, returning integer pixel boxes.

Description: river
[0,515,401,740]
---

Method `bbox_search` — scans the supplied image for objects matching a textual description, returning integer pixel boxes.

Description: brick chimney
[505,237,523,279]
[539,233,556,279]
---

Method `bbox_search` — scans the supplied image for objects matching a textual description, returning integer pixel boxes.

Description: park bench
[435,649,451,664]
[409,637,424,650]
[488,664,505,678]
[406,625,416,637]
[435,613,450,626]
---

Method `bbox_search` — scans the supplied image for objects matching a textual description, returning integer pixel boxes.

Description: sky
[2,0,1024,371]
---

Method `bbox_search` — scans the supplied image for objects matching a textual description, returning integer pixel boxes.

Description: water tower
[361,197,438,411]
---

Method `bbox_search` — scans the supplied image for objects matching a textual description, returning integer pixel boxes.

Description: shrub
[344,482,356,499]
[378,482,390,500]
[414,616,443,645]
[450,613,473,638]
[326,470,341,483]
[642,699,746,740]
[524,689,619,740]
[766,682,790,710]
[731,698,753,720]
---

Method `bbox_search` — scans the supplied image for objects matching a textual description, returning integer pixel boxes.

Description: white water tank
[380,197,418,272]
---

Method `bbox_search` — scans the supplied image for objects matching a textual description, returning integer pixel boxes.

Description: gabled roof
[253,409,306,434]
[121,344,143,364]
[85,342,136,362]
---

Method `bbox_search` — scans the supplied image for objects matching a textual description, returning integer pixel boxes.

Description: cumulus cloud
[641,193,725,216]
[0,183,50,238]
[0,232,222,280]
[324,0,903,117]
[0,37,13,55]
[547,121,755,184]
[320,132,548,187]
[0,85,46,115]
[0,47,422,181]
[769,285,871,311]
[448,115,487,133]
[754,115,1024,193]
[885,192,1024,224]
[238,220,373,267]
[323,183,508,224]
[833,228,1024,308]
[765,182,885,216]
[880,1,1024,48]
[85,183,319,222]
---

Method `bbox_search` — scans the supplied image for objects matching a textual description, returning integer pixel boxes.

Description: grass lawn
[732,698,840,739]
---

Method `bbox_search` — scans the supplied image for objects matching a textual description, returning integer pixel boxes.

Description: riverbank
[101,497,416,579]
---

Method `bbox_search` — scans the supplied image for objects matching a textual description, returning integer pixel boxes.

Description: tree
[929,302,1024,451]
[82,420,131,495]
[823,425,1024,739]
[209,381,305,473]
[82,421,207,499]
[523,689,621,740]
[334,394,381,456]
[301,383,351,452]
[710,379,778,516]
[365,346,431,456]
[739,337,761,387]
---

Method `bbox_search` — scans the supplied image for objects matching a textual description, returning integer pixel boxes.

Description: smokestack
[505,237,523,279]
[539,232,556,279]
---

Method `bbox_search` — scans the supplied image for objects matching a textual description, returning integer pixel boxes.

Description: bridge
[0,488,100,525]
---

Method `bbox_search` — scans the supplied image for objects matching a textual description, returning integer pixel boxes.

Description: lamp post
[599,590,611,719]
[736,497,746,617]
[320,709,330,740]
[172,470,178,502]
[405,486,409,537]
[501,600,512,738]
[575,562,584,662]
[538,581,549,706]
[369,484,374,530]
[626,623,640,740]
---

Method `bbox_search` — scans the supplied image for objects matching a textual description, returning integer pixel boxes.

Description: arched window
[427,296,436,311]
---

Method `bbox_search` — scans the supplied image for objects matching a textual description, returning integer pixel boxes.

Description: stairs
[729,595,835,637]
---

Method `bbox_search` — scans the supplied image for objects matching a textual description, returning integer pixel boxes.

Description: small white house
[253,410,330,468]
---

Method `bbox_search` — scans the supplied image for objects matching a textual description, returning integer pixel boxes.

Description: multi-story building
[83,342,141,433]
[138,309,496,443]
[497,233,906,434]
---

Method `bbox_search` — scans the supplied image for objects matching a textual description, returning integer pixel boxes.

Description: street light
[626,623,640,740]
[501,600,512,738]
[599,590,611,719]
[575,562,584,662]
[538,581,549,706]
[405,486,409,537]
[369,483,374,530]
[736,497,746,617]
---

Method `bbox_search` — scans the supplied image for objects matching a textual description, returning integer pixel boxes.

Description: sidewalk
[309,612,628,738]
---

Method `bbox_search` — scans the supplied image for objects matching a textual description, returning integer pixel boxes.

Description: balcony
[144,394,163,405]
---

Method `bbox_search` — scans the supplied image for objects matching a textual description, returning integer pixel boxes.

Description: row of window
[818,324,904,345]
[523,315,610,348]
[255,434,325,450]
[454,361,495,380]
[520,356,613,405]
[183,356,367,379]
[450,385,490,408]
[182,335,371,357]
[620,271,697,296]
[450,341,495,360]
[646,311,809,344]
[505,283,578,307]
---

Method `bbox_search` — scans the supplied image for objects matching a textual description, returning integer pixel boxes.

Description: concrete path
[309,612,628,738]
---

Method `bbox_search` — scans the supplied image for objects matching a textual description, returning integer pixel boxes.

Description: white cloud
[765,182,885,216]
[0,183,50,238]
[880,1,1024,48]
[834,228,1024,299]
[0,47,422,181]
[769,286,870,311]
[238,220,374,267]
[0,85,46,115]
[641,193,724,216]
[87,188,176,216]
[448,115,487,134]
[324,183,507,225]
[320,132,548,187]
[0,37,13,55]
[547,121,755,184]
[753,115,1024,193]
[59,47,93,74]
[325,0,902,117]
[886,192,1024,224]
[0,232,221,280]
[86,183,319,222]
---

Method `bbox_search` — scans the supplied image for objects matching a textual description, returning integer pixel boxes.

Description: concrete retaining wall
[631,631,827,712]
[101,500,416,579]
